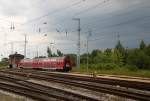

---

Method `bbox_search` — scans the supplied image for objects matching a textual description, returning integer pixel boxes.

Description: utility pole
[73,18,81,69]
[86,30,92,72]
[36,46,39,58]
[86,36,89,72]
[24,34,27,58]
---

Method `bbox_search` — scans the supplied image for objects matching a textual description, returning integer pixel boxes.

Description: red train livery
[19,56,72,71]
[9,53,72,72]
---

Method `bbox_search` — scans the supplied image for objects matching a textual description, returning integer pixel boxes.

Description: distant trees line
[80,40,150,70]
[47,47,63,57]
[34,48,63,59]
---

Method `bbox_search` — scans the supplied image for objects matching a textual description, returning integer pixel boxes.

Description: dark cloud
[38,0,150,52]
[1,0,150,56]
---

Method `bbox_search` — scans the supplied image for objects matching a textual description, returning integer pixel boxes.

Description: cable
[81,2,149,29]
[21,0,84,25]
[50,0,147,35]
[87,15,150,35]
[48,0,110,30]
[14,0,109,34]
[74,0,110,16]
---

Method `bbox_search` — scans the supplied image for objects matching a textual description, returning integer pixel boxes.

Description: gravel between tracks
[28,79,136,101]
[0,90,34,101]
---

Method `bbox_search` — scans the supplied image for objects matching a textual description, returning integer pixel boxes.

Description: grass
[71,63,150,78]
[0,62,8,68]
[0,92,27,101]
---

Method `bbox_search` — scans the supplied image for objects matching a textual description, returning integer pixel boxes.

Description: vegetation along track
[0,72,100,101]
[0,69,150,101]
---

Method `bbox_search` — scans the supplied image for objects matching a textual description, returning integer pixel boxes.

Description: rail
[0,69,150,101]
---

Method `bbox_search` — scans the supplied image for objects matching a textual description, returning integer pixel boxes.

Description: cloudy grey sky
[0,0,150,58]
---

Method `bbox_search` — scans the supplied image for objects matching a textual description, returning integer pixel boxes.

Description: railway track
[72,72,150,81]
[0,69,150,101]
[0,72,100,101]
[4,69,150,91]
[32,70,150,91]
[0,82,56,101]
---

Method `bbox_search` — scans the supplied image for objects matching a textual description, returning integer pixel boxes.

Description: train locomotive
[9,53,72,72]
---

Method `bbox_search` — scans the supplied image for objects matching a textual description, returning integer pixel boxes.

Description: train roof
[39,56,66,60]
[9,53,24,58]
[22,56,68,61]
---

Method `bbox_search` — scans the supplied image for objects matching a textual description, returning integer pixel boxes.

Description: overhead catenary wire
[20,0,84,26]
[74,0,110,16]
[43,0,145,36]
[9,0,109,35]
[6,0,85,34]
[80,1,150,29]
[81,15,150,36]
[16,0,108,32]
[45,0,110,31]
[64,0,148,38]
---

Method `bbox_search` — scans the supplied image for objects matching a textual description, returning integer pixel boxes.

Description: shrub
[90,63,117,70]
[124,64,138,71]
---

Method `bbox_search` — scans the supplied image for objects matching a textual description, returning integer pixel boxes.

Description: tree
[113,49,124,65]
[1,58,8,63]
[115,40,125,54]
[39,56,46,58]
[52,53,57,57]
[104,48,112,56]
[47,47,52,57]
[146,44,150,56]
[57,49,63,56]
[80,53,87,64]
[124,48,129,64]
[91,49,101,57]
[0,57,9,66]
[114,40,125,65]
[90,50,102,64]
[127,49,150,69]
[140,40,146,50]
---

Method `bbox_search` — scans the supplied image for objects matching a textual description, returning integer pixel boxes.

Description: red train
[9,53,72,72]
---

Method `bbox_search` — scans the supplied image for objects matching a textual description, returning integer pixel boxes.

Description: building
[9,53,24,68]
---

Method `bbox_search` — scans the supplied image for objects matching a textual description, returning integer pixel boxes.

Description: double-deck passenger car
[9,53,72,72]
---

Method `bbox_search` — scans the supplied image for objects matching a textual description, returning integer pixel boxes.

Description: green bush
[127,49,150,69]
[88,63,117,70]
[79,40,150,72]
[124,64,138,71]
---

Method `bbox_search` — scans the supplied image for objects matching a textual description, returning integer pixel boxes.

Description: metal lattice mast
[73,18,81,68]
[24,34,27,58]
